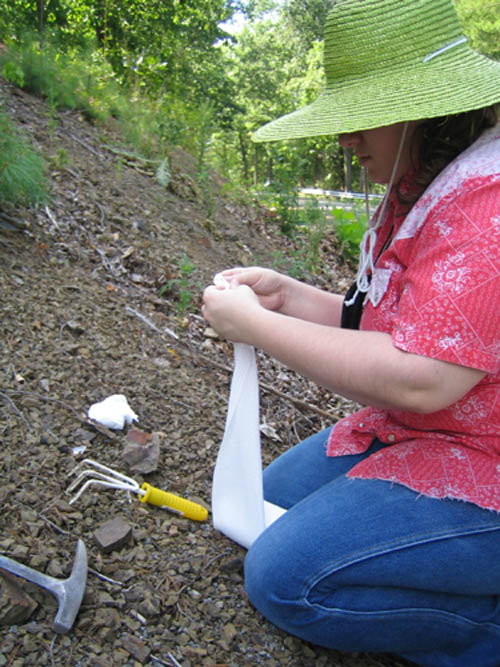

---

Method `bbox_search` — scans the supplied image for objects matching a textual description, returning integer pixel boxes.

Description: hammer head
[0,539,87,634]
[52,539,87,633]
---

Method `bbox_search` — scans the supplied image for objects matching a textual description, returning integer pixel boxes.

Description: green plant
[0,37,102,119]
[158,254,197,316]
[298,202,329,274]
[330,206,368,261]
[0,110,47,206]
[156,157,170,188]
[2,60,24,88]
[258,184,302,237]
[49,147,71,170]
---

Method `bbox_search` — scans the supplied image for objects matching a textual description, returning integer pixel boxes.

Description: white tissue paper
[212,343,286,549]
[87,394,138,430]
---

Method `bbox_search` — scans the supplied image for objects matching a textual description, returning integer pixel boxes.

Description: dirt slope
[0,79,410,667]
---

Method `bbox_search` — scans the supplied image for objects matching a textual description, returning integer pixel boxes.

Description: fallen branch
[37,512,72,537]
[60,129,105,159]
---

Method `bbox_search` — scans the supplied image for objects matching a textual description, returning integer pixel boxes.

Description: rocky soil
[0,79,411,667]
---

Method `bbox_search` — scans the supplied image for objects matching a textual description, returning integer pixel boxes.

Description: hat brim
[252,47,500,142]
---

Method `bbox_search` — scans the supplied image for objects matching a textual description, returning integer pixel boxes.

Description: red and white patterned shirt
[327,123,500,511]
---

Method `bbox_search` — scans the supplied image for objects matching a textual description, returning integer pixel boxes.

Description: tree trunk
[253,145,258,186]
[92,0,108,48]
[267,155,273,184]
[343,147,353,192]
[238,131,249,182]
[36,0,45,40]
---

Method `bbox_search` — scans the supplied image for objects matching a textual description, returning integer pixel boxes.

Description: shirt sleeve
[391,180,500,373]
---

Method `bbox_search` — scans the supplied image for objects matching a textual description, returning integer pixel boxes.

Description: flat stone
[93,516,133,553]
[122,634,151,662]
[0,572,38,627]
[126,429,152,446]
[122,436,161,474]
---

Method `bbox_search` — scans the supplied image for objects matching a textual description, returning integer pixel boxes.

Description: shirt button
[387,434,395,442]
[359,422,365,428]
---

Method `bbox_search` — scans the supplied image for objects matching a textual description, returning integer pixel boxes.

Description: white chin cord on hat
[344,121,409,307]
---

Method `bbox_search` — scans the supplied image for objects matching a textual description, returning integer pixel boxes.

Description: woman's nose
[339,132,361,148]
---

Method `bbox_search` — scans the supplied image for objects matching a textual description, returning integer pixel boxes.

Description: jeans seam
[301,601,500,635]
[302,522,500,597]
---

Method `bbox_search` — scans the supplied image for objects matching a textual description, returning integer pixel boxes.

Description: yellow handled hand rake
[67,459,208,521]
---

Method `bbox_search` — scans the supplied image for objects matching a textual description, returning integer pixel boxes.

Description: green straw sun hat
[253,0,500,142]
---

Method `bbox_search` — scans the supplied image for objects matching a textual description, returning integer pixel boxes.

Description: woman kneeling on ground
[203,0,500,664]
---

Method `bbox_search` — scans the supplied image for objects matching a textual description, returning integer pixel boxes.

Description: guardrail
[256,187,383,213]
[299,187,383,202]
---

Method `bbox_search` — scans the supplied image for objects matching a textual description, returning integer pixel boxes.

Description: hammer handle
[0,555,62,596]
[139,483,208,521]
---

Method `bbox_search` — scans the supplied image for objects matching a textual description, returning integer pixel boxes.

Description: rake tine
[71,459,139,489]
[66,469,126,495]
[68,479,137,505]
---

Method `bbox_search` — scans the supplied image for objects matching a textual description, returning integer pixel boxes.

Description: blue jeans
[244,428,500,666]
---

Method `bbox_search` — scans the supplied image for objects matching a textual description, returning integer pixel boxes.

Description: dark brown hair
[399,104,498,208]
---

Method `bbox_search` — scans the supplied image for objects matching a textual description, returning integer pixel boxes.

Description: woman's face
[338,121,420,185]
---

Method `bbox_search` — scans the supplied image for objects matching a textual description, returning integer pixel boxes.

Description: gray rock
[93,516,133,553]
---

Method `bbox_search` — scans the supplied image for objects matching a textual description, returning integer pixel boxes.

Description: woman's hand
[215,266,345,327]
[202,268,485,413]
[216,267,288,312]
[202,282,261,343]
[205,265,344,337]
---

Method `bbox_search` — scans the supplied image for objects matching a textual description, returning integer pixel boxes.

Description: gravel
[0,79,411,667]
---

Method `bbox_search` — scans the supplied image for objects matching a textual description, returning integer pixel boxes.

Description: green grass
[0,109,47,206]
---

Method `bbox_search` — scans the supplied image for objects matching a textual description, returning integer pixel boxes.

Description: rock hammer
[0,539,87,633]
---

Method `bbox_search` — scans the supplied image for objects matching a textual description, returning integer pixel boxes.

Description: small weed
[158,254,197,316]
[259,186,301,237]
[49,147,71,170]
[114,158,124,180]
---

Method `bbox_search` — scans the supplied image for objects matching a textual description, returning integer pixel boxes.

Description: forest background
[1,0,499,256]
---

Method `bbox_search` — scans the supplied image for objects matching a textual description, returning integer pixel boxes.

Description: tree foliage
[282,0,331,49]
[0,0,498,196]
[0,0,237,113]
[455,0,500,59]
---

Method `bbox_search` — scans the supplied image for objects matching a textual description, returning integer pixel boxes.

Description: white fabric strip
[211,278,286,549]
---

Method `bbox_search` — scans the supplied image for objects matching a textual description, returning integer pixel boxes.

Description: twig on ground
[88,567,125,587]
[44,205,60,232]
[167,652,184,667]
[47,636,56,667]
[60,128,105,159]
[0,391,30,428]
[86,232,121,276]
[126,305,179,341]
[194,351,335,419]
[151,653,183,667]
[36,512,73,537]
[3,390,84,420]
[4,389,117,440]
